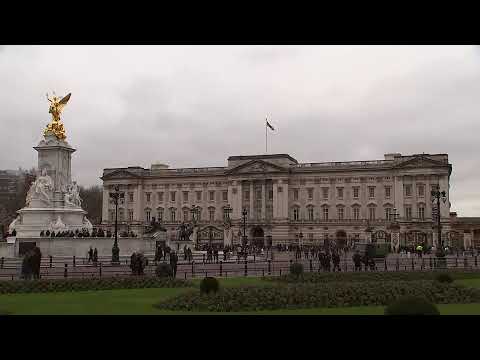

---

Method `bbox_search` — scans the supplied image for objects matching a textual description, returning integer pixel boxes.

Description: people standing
[332,251,341,272]
[353,251,362,271]
[93,248,98,265]
[88,246,93,263]
[170,251,178,278]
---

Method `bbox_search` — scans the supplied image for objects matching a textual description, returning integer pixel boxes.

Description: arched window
[418,202,426,220]
[322,205,329,221]
[208,207,215,222]
[337,205,345,220]
[170,208,176,222]
[368,204,376,221]
[307,206,314,221]
[156,207,164,222]
[352,205,360,220]
[292,206,300,221]
[119,208,125,222]
[145,208,152,223]
[182,207,190,222]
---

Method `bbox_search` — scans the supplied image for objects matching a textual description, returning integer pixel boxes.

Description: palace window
[183,191,189,203]
[385,186,391,199]
[209,191,215,201]
[307,188,314,200]
[353,207,360,220]
[405,205,412,220]
[146,193,151,202]
[417,184,425,197]
[418,205,425,220]
[170,208,176,222]
[209,208,215,222]
[109,210,115,222]
[293,207,300,221]
[293,189,299,201]
[307,207,314,221]
[145,209,151,223]
[196,191,202,201]
[129,193,134,202]
[368,186,375,199]
[256,190,262,199]
[368,206,376,220]
[183,209,189,222]
[337,187,344,199]
[222,190,228,201]
[322,187,329,199]
[244,190,250,200]
[337,207,344,220]
[170,191,176,202]
[404,184,412,197]
[353,187,359,199]
[119,208,125,222]
[269,190,273,200]
[385,207,392,221]
[157,208,163,221]
[128,209,133,222]
[157,192,163,202]
[322,206,329,221]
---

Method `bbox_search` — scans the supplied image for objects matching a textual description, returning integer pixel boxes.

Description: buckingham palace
[100,152,480,249]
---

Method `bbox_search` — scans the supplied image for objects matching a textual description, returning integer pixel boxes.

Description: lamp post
[431,186,447,257]
[109,185,124,264]
[242,208,248,249]
[223,204,233,223]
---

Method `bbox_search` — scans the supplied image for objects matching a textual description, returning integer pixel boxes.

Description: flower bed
[268,270,480,284]
[0,277,193,295]
[155,281,480,312]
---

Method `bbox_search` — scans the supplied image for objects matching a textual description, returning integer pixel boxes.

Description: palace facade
[100,153,480,249]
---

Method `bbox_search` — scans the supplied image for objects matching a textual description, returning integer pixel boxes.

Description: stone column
[249,181,254,220]
[261,181,266,220]
[272,181,278,219]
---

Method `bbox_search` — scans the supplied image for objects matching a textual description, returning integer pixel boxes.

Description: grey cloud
[0,46,479,216]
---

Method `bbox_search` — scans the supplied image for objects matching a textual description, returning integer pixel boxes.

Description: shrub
[200,277,220,295]
[289,262,304,277]
[156,280,480,312]
[155,262,173,278]
[385,296,440,315]
[435,273,453,284]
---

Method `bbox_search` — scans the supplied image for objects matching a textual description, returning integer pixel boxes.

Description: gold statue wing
[56,93,71,113]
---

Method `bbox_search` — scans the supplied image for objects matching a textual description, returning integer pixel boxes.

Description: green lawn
[1,277,480,315]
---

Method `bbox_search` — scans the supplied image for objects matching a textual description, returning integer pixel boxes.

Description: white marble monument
[9,93,93,238]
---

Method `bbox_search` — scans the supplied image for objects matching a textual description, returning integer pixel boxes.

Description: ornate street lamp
[109,185,124,264]
[223,204,233,223]
[241,208,248,248]
[431,186,447,258]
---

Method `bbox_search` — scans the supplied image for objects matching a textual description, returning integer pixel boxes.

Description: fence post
[244,260,247,277]
[396,257,399,271]
[0,257,3,269]
[384,258,387,271]
[268,259,271,275]
[50,256,52,268]
[309,259,313,272]
[184,272,187,280]
[455,257,458,268]
[220,261,223,277]
[253,254,256,263]
[64,263,68,278]
[73,255,76,267]
[475,256,478,267]
[344,258,347,272]
[203,254,205,264]
[191,261,195,278]
[99,262,102,277]
[411,257,414,270]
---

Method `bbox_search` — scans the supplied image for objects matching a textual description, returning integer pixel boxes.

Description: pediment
[227,159,288,175]
[393,155,447,169]
[101,169,142,180]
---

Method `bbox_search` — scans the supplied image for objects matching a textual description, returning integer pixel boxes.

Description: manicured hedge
[385,296,440,315]
[155,280,480,312]
[268,271,480,284]
[0,277,193,295]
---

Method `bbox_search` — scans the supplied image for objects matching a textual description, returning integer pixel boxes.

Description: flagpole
[265,117,267,154]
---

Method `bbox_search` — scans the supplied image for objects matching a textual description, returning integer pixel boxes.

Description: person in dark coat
[170,251,178,278]
[130,252,137,274]
[324,252,331,272]
[88,246,93,263]
[332,251,341,272]
[353,251,362,271]
[93,248,98,265]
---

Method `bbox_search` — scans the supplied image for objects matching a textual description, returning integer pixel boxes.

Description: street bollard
[244,260,248,277]
[220,261,223,276]
[268,260,271,275]
[73,256,76,267]
[99,262,102,277]
[50,256,52,268]
[309,259,313,272]
[64,263,68,278]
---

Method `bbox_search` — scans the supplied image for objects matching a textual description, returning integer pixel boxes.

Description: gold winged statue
[44,92,71,140]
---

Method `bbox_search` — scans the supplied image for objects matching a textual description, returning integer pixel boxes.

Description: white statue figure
[224,222,233,246]
[71,181,82,207]
[391,233,400,253]
[26,168,54,206]
[63,184,75,207]
[50,215,66,232]
[189,225,198,243]
[8,216,20,234]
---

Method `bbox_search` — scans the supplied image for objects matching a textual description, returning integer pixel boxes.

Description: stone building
[101,152,480,249]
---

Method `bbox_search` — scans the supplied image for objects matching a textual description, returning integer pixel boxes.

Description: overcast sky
[0,45,478,216]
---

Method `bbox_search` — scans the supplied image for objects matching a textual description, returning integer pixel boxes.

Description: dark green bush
[385,296,440,315]
[200,277,220,295]
[156,280,480,312]
[0,277,193,295]
[435,273,453,284]
[289,262,304,277]
[155,262,173,278]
